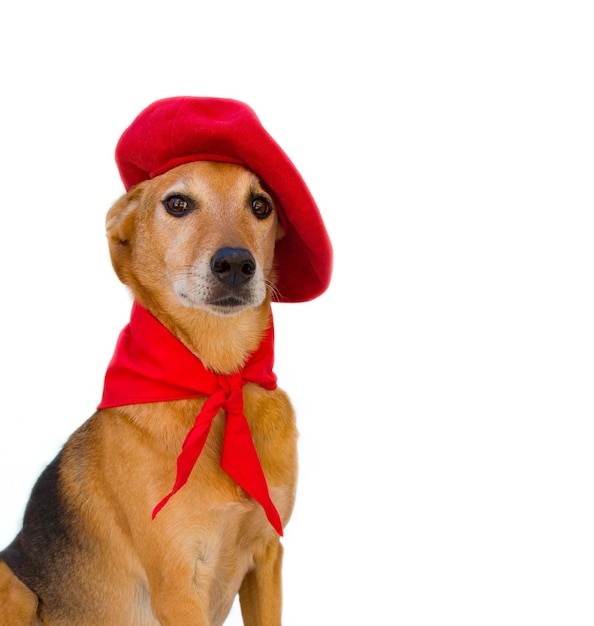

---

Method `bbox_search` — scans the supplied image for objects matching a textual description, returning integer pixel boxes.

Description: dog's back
[0,418,163,624]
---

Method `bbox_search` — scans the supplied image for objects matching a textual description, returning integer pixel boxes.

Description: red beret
[115,96,332,303]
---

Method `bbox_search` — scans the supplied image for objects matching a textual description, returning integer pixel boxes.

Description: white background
[1,1,593,624]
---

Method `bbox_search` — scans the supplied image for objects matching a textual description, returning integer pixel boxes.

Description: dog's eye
[251,197,272,220]
[163,194,195,217]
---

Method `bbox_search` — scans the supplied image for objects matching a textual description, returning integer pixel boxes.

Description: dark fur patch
[0,453,77,611]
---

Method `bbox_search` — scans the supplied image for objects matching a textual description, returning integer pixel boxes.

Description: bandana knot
[98,303,283,535]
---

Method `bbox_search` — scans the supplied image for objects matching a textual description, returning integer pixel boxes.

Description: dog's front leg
[238,538,284,625]
[145,561,213,626]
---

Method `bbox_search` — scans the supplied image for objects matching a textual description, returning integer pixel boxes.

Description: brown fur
[0,162,298,625]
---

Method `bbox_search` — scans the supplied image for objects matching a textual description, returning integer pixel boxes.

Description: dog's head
[106,161,283,318]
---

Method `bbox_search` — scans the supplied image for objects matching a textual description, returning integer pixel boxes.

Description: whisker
[264,278,282,301]
[162,266,197,281]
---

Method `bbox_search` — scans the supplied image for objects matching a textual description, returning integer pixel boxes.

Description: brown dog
[0,161,299,624]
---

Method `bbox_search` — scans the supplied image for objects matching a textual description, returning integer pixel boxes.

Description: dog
[0,160,299,624]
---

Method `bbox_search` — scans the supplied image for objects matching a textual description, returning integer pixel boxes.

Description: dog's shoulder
[243,384,298,506]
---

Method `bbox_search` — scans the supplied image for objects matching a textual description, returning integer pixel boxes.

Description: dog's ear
[106,184,144,285]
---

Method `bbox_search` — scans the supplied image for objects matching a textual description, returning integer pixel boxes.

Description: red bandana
[97,302,283,535]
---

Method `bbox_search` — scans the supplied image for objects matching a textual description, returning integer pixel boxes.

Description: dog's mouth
[174,272,266,316]
[212,296,247,308]
[204,293,256,315]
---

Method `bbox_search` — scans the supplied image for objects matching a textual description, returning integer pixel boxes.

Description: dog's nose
[210,247,256,288]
